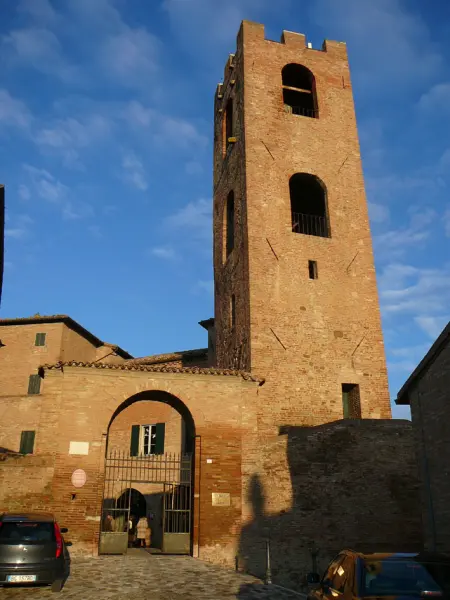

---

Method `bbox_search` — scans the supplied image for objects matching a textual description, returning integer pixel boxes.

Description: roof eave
[395,320,450,406]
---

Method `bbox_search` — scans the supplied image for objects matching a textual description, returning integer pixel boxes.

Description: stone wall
[238,419,423,590]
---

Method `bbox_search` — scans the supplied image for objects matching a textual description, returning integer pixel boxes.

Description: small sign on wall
[71,469,87,488]
[212,493,231,507]
[69,441,89,455]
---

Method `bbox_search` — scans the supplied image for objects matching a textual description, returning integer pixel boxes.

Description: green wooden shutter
[35,333,46,346]
[154,423,165,455]
[130,425,140,457]
[20,431,35,455]
[27,374,41,395]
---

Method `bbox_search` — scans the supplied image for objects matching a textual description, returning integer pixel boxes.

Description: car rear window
[0,522,55,544]
[363,560,450,596]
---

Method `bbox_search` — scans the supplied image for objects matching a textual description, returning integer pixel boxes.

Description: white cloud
[23,164,92,219]
[162,0,286,53]
[373,207,436,259]
[34,114,111,167]
[99,28,160,86]
[18,184,31,201]
[166,198,212,240]
[17,0,58,24]
[151,246,176,260]
[414,316,448,340]
[368,202,389,224]
[122,153,148,191]
[195,280,214,295]
[88,225,103,239]
[185,161,204,175]
[443,208,450,237]
[0,89,32,128]
[418,83,450,113]
[24,164,69,203]
[2,28,81,84]
[379,262,450,317]
[123,101,207,149]
[310,0,442,90]
[4,214,33,240]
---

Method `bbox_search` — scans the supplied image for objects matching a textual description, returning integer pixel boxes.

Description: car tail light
[54,523,62,558]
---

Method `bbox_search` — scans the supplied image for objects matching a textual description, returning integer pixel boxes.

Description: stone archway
[99,391,198,556]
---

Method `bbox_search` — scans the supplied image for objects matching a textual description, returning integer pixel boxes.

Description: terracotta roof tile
[127,348,207,366]
[39,360,264,384]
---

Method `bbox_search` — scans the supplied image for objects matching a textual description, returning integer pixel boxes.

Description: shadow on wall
[237,421,423,592]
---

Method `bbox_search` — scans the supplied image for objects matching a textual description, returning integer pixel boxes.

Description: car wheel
[51,579,63,593]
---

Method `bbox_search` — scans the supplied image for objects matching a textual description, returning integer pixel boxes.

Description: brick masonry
[397,328,450,556]
[0,20,425,586]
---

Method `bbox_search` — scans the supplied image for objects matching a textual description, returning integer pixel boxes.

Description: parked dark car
[307,550,450,599]
[0,512,71,592]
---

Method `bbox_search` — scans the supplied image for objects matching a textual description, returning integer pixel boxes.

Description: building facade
[396,321,450,556]
[0,22,423,588]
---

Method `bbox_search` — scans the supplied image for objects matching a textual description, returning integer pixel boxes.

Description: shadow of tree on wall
[236,421,423,593]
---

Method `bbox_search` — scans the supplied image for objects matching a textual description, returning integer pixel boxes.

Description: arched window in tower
[290,174,329,238]
[282,64,318,118]
[226,190,235,258]
[223,98,234,155]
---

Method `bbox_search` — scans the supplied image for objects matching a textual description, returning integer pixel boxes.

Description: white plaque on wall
[212,493,231,507]
[69,441,89,455]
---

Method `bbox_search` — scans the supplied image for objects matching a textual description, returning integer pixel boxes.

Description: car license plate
[7,575,37,583]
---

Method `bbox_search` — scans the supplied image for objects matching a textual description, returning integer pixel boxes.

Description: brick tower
[213,21,391,430]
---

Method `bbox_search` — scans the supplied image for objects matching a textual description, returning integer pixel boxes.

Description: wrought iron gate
[99,451,193,555]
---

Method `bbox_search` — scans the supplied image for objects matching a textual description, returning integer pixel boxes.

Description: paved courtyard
[2,550,305,599]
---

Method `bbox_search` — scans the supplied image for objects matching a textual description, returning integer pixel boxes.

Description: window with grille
[130,423,165,456]
[19,431,35,454]
[27,374,41,395]
[35,332,46,346]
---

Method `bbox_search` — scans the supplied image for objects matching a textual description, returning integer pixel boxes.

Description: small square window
[308,260,318,279]
[28,374,41,395]
[35,332,46,346]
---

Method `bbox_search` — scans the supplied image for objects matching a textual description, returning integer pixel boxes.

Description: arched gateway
[99,391,197,556]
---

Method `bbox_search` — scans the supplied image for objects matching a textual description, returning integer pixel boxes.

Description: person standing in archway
[136,516,149,548]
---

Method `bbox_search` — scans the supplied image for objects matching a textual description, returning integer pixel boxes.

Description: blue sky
[1,0,449,419]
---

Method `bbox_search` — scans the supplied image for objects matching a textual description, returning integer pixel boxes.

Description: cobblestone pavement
[1,550,305,599]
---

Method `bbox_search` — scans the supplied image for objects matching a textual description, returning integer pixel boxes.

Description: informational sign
[71,469,87,488]
[212,492,231,507]
[69,441,89,455]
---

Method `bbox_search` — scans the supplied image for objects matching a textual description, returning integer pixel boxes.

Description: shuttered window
[35,333,46,346]
[130,423,165,456]
[19,431,35,454]
[130,425,140,457]
[27,374,41,395]
[154,423,165,455]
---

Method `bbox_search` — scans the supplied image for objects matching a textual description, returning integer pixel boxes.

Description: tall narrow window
[308,260,318,279]
[19,431,35,455]
[27,374,41,395]
[231,294,236,329]
[282,64,318,118]
[223,98,234,155]
[226,191,235,257]
[35,333,46,346]
[290,173,329,238]
[342,384,361,419]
